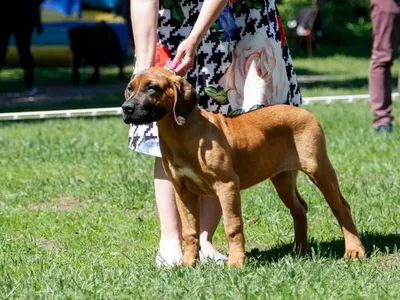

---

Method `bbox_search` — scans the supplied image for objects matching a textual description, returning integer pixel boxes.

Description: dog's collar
[164,64,176,75]
[164,58,177,75]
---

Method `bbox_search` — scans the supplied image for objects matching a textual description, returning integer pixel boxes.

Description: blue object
[217,5,237,41]
[42,0,81,16]
[42,0,128,17]
[82,0,120,10]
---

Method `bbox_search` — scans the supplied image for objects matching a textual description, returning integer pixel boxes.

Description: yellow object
[41,8,126,23]
[6,46,73,67]
[5,8,126,67]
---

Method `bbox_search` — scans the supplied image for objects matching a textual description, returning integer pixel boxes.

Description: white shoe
[199,249,228,265]
[155,251,182,268]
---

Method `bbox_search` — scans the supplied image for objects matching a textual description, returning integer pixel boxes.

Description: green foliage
[319,0,371,44]
[246,0,265,9]
[278,0,312,28]
[278,0,371,45]
[279,0,311,17]
[204,87,229,105]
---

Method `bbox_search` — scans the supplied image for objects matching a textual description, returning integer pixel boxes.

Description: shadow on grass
[247,232,400,264]
[0,92,124,113]
[292,67,325,76]
[300,77,368,90]
[299,76,398,92]
[0,66,129,93]
[288,39,373,59]
[0,114,123,128]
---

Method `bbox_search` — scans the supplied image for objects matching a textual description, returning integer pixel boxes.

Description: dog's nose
[122,102,135,113]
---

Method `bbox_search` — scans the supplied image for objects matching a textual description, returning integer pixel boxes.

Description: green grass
[293,55,400,97]
[0,101,399,298]
[0,93,123,114]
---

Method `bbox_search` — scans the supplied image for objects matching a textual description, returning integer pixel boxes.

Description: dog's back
[202,105,326,190]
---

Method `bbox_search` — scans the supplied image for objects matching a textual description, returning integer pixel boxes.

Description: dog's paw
[343,246,366,260]
[182,254,198,267]
[228,253,246,268]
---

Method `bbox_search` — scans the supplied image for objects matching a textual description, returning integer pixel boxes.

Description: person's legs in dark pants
[14,26,35,91]
[369,4,400,131]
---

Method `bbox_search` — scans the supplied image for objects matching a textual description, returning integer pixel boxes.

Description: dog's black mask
[122,87,167,125]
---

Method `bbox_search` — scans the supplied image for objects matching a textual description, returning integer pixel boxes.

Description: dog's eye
[125,84,134,100]
[145,85,162,93]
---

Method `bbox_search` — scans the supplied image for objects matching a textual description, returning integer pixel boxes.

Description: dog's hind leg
[303,156,365,260]
[174,189,201,267]
[270,171,308,253]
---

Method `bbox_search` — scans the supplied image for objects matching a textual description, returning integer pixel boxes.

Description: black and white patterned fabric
[128,0,302,157]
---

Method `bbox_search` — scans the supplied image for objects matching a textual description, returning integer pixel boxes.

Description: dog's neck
[157,106,203,141]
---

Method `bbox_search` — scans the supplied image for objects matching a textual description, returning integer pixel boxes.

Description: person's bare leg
[199,196,227,262]
[155,157,226,265]
[154,157,183,266]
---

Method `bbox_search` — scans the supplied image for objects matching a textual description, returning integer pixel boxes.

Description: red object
[155,42,172,67]
[277,15,286,47]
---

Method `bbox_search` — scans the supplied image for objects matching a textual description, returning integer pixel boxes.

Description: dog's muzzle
[122,101,144,124]
[122,99,166,125]
[121,101,135,123]
[122,101,135,114]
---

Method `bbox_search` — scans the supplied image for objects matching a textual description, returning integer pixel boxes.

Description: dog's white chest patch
[169,166,203,185]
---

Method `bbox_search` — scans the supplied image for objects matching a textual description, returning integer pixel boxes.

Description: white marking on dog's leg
[170,166,203,185]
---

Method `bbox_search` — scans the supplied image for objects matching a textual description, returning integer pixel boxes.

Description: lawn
[1,45,400,298]
[0,100,399,298]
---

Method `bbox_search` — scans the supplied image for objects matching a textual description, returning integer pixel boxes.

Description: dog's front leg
[215,181,246,268]
[174,189,200,267]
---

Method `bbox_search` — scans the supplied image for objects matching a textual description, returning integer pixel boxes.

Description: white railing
[0,93,398,121]
[0,107,123,120]
[302,93,399,105]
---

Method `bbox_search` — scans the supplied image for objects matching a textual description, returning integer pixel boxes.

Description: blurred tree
[278,0,371,45]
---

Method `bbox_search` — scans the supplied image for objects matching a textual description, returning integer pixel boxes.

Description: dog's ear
[171,76,199,126]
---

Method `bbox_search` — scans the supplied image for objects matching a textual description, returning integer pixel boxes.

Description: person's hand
[172,38,199,76]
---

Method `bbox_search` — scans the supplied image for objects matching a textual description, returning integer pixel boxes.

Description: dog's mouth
[122,105,167,125]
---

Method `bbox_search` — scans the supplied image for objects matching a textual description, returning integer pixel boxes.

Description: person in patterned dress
[129,0,302,266]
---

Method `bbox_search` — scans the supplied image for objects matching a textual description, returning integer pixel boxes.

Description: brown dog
[122,66,365,267]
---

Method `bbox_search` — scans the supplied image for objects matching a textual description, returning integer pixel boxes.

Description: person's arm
[188,0,229,48]
[173,0,229,75]
[131,0,159,72]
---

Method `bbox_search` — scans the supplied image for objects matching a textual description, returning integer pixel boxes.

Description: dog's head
[122,67,199,126]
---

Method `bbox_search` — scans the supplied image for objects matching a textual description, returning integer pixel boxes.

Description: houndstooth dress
[128,0,302,157]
